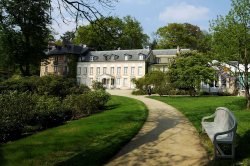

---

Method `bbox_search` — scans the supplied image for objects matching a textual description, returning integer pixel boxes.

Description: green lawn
[148,96,250,166]
[0,95,148,166]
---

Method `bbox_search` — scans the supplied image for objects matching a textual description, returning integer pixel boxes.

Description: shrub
[0,91,39,142]
[33,96,72,129]
[199,91,210,96]
[65,90,111,115]
[132,90,148,95]
[92,81,106,90]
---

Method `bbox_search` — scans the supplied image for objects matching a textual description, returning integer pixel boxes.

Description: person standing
[148,85,151,96]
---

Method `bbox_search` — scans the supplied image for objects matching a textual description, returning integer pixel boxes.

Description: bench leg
[214,143,217,160]
[232,143,235,160]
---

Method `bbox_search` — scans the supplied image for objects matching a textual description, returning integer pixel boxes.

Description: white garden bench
[201,107,238,159]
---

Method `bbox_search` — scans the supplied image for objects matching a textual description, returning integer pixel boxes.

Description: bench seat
[201,107,237,160]
[201,122,232,142]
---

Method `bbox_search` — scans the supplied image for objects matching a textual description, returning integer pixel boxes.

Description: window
[90,67,93,75]
[131,67,135,75]
[139,55,143,60]
[164,67,168,72]
[82,78,87,85]
[111,67,114,75]
[83,67,87,75]
[138,67,142,75]
[103,67,107,74]
[124,78,127,86]
[96,77,100,82]
[97,67,100,75]
[158,58,161,63]
[168,58,171,62]
[117,67,121,75]
[54,56,58,62]
[125,55,128,60]
[77,78,81,85]
[45,66,48,72]
[65,56,68,62]
[77,67,81,75]
[63,66,68,73]
[124,67,128,75]
[90,56,94,61]
[90,78,93,85]
[78,57,81,62]
[54,66,58,72]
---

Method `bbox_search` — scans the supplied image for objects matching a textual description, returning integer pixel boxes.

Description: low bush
[199,91,210,96]
[0,91,39,142]
[92,81,106,90]
[132,90,148,95]
[65,90,111,116]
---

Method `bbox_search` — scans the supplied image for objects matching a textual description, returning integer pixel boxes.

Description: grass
[148,96,250,166]
[0,95,148,166]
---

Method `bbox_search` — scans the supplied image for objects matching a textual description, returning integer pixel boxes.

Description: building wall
[40,54,70,76]
[77,61,145,89]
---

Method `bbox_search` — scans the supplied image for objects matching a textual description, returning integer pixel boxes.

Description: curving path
[105,90,211,166]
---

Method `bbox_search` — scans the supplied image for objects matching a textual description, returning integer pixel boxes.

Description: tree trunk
[19,65,26,76]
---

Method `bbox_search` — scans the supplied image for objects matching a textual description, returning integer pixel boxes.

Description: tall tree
[60,31,75,45]
[210,0,250,109]
[74,15,149,50]
[157,23,202,49]
[0,0,51,76]
[197,30,213,53]
[167,51,215,96]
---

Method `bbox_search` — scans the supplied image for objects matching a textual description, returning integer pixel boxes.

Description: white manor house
[41,43,189,89]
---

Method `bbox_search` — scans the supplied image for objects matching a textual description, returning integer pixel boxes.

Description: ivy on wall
[67,54,78,78]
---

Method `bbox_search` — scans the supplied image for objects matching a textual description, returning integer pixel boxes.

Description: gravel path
[105,90,211,166]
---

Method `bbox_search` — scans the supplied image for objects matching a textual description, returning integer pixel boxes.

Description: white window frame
[54,66,58,72]
[125,55,128,61]
[103,67,107,74]
[90,78,93,85]
[138,67,142,75]
[77,67,81,75]
[77,78,81,85]
[111,67,114,75]
[117,67,121,75]
[82,78,87,85]
[90,67,93,75]
[131,67,135,75]
[124,78,127,86]
[90,56,94,61]
[139,55,143,60]
[124,67,128,75]
[83,67,87,75]
[97,67,100,75]
[45,66,48,72]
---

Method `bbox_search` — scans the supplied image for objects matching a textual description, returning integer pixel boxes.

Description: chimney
[177,45,180,53]
[147,46,150,51]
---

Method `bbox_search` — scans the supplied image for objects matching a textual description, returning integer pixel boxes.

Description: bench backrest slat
[214,107,237,139]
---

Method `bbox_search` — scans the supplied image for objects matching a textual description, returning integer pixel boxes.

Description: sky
[51,0,233,40]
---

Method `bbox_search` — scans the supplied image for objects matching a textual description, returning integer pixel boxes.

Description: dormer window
[158,58,161,63]
[90,56,94,61]
[139,55,143,60]
[125,55,128,61]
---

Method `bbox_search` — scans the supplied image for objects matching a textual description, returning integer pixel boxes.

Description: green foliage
[210,0,250,109]
[65,90,111,115]
[0,0,51,76]
[0,75,78,98]
[92,80,106,90]
[0,91,39,142]
[198,91,210,96]
[132,90,148,95]
[60,31,75,45]
[131,77,147,90]
[167,51,216,96]
[157,22,202,49]
[74,15,149,50]
[67,54,78,78]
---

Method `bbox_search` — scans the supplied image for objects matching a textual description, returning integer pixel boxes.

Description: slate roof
[46,44,94,55]
[152,49,190,55]
[80,49,151,62]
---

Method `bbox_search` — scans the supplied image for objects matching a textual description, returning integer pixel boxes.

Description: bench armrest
[214,126,237,142]
[202,113,216,122]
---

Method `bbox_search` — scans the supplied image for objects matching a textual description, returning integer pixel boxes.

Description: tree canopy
[167,51,216,96]
[74,15,149,50]
[60,31,76,45]
[0,0,51,76]
[157,23,202,50]
[210,0,250,109]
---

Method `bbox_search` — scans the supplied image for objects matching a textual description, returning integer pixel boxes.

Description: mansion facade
[41,43,189,89]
